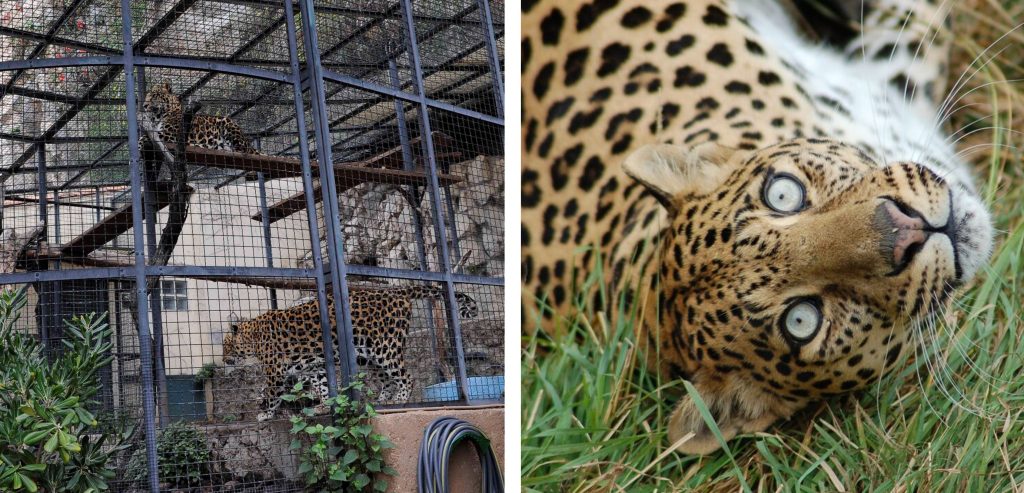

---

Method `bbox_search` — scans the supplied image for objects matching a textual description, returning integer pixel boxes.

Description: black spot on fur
[745,38,764,55]
[522,169,540,207]
[758,71,782,85]
[568,107,603,134]
[621,6,652,27]
[522,38,532,72]
[579,156,605,191]
[576,0,619,31]
[598,43,631,77]
[546,97,575,125]
[726,81,751,94]
[706,43,733,66]
[563,48,589,86]
[533,62,554,99]
[702,5,728,26]
[540,9,565,45]
[666,34,695,56]
[674,66,706,87]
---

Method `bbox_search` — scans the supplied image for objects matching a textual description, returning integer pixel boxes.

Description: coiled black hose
[417,416,504,492]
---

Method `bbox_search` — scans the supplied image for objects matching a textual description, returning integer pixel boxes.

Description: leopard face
[623,137,991,452]
[141,81,180,121]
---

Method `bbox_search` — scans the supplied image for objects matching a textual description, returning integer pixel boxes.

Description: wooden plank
[251,161,464,224]
[60,182,185,259]
[183,131,455,179]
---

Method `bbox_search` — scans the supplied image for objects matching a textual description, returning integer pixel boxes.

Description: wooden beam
[59,182,189,259]
[251,159,464,224]
[183,131,455,179]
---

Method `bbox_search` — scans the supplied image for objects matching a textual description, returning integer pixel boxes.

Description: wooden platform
[60,182,186,259]
[252,166,463,224]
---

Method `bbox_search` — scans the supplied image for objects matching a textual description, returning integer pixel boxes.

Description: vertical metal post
[120,1,162,490]
[285,0,340,397]
[476,0,504,117]
[389,60,429,271]
[35,145,51,345]
[390,59,447,381]
[257,172,278,309]
[298,0,360,390]
[142,151,169,427]
[400,0,471,401]
[51,188,62,346]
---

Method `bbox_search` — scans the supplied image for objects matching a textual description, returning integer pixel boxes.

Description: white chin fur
[950,186,994,283]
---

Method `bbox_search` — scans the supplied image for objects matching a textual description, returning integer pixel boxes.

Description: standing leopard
[221,286,478,421]
[141,81,257,153]
[522,0,994,454]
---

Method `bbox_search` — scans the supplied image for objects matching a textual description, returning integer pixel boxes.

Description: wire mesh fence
[0,0,503,490]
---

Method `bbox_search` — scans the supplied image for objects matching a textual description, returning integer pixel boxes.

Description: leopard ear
[622,142,743,214]
[667,375,781,455]
[161,81,172,93]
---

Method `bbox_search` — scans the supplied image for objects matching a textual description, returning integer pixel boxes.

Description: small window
[160,280,188,311]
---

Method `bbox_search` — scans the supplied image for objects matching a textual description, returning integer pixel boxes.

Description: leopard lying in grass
[522,0,994,453]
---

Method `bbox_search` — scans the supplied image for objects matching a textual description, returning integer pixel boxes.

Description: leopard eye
[782,299,821,342]
[763,173,806,213]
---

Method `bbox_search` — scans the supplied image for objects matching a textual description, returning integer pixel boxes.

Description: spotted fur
[523,0,994,453]
[141,81,257,153]
[221,286,478,421]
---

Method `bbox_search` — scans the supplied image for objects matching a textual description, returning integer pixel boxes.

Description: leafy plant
[193,362,217,384]
[0,288,130,492]
[283,375,397,492]
[125,421,213,488]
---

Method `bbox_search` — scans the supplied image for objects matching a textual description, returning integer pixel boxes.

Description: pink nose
[882,201,929,268]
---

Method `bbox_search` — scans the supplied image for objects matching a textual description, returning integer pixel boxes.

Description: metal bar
[36,145,48,234]
[35,145,50,346]
[477,0,504,117]
[285,0,340,398]
[216,0,504,27]
[390,60,429,272]
[400,0,471,403]
[319,68,503,125]
[0,195,116,211]
[0,267,134,285]
[60,142,125,190]
[0,0,92,104]
[299,0,359,390]
[253,3,486,145]
[0,0,200,185]
[132,56,291,82]
[145,265,316,278]
[390,58,443,386]
[142,155,169,427]
[119,1,161,490]
[345,264,503,287]
[258,172,278,309]
[0,55,124,72]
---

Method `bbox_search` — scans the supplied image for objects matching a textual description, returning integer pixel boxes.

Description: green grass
[521,2,1024,490]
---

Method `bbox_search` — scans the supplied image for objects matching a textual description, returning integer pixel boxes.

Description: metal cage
[0,0,503,490]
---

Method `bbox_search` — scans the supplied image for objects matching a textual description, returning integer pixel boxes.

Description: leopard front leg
[256,366,286,422]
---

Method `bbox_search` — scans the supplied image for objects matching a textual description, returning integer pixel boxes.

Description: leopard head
[141,81,180,119]
[623,138,993,454]
[221,320,252,365]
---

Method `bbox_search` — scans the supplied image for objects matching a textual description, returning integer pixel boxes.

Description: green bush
[0,287,130,492]
[125,421,212,488]
[284,376,397,492]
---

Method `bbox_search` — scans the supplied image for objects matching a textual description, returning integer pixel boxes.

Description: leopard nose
[878,200,930,272]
